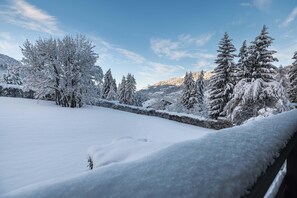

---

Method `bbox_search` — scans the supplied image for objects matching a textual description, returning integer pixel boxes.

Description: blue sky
[0,0,296,89]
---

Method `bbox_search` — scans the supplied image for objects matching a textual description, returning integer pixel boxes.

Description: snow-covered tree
[181,72,198,109]
[106,79,117,100]
[22,35,98,107]
[208,32,236,118]
[3,64,22,85]
[89,65,104,102]
[102,69,115,100]
[248,25,278,82]
[289,51,297,102]
[237,40,251,82]
[223,78,291,124]
[196,70,204,105]
[125,73,136,105]
[223,26,290,124]
[118,76,126,103]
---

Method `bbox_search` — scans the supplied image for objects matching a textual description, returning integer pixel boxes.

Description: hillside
[153,71,213,87]
[0,54,22,76]
[138,71,212,110]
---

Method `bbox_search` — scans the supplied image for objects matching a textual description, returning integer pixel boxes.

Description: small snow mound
[87,136,165,169]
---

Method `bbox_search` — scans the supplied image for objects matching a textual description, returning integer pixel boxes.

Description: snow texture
[2,102,297,198]
[0,97,211,195]
[87,136,167,169]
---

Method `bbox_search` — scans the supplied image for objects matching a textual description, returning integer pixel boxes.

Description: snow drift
[3,109,297,198]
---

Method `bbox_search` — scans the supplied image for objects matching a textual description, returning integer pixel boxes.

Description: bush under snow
[223,78,292,124]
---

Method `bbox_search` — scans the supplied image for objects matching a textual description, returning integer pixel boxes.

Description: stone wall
[0,84,34,99]
[95,100,233,130]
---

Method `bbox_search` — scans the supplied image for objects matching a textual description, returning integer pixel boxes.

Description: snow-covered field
[0,97,212,195]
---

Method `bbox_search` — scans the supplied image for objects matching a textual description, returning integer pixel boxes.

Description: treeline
[177,25,297,124]
[4,35,139,107]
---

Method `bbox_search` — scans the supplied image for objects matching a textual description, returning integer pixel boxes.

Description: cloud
[192,60,216,71]
[281,7,297,28]
[0,32,22,60]
[138,62,183,80]
[90,35,184,88]
[150,33,214,60]
[115,48,146,64]
[240,2,251,7]
[252,0,271,10]
[0,0,63,35]
[178,33,214,47]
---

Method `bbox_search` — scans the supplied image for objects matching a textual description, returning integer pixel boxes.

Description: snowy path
[0,97,212,194]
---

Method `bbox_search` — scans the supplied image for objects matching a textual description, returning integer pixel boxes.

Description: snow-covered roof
[4,109,297,198]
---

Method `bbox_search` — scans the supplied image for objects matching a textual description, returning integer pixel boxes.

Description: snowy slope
[0,97,212,194]
[0,54,21,76]
[3,106,297,198]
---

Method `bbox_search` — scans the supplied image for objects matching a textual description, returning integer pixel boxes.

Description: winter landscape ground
[1,97,297,198]
[0,97,212,195]
[1,0,297,197]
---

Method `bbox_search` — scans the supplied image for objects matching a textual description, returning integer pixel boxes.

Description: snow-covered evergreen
[208,32,236,118]
[118,76,126,104]
[248,25,278,82]
[223,26,291,124]
[106,80,117,101]
[125,73,136,105]
[181,72,198,109]
[237,40,251,82]
[102,69,117,100]
[288,51,297,102]
[196,70,204,105]
[21,35,98,107]
[89,66,104,101]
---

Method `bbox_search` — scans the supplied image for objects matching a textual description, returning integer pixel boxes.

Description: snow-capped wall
[4,109,297,198]
[95,100,232,129]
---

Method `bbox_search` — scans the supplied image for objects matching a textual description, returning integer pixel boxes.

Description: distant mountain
[0,53,21,68]
[153,71,213,87]
[0,53,22,76]
[138,71,213,110]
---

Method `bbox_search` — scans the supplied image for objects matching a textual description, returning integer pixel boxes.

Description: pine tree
[237,40,251,82]
[106,80,117,100]
[118,76,126,103]
[125,73,136,105]
[289,51,297,102]
[208,32,236,118]
[196,70,204,105]
[181,72,198,109]
[249,25,278,82]
[102,69,113,99]
[223,26,290,124]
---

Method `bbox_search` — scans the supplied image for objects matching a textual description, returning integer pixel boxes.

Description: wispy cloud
[0,0,63,35]
[90,35,185,88]
[240,2,251,7]
[150,33,215,60]
[0,32,22,60]
[240,0,272,11]
[252,0,272,10]
[281,7,297,28]
[138,62,184,80]
[178,33,214,47]
[192,60,216,71]
[115,48,146,64]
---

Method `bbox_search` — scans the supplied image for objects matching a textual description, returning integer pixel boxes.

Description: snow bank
[3,109,297,198]
[87,136,167,169]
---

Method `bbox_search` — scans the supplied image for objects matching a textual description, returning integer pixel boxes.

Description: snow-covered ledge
[3,110,297,198]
